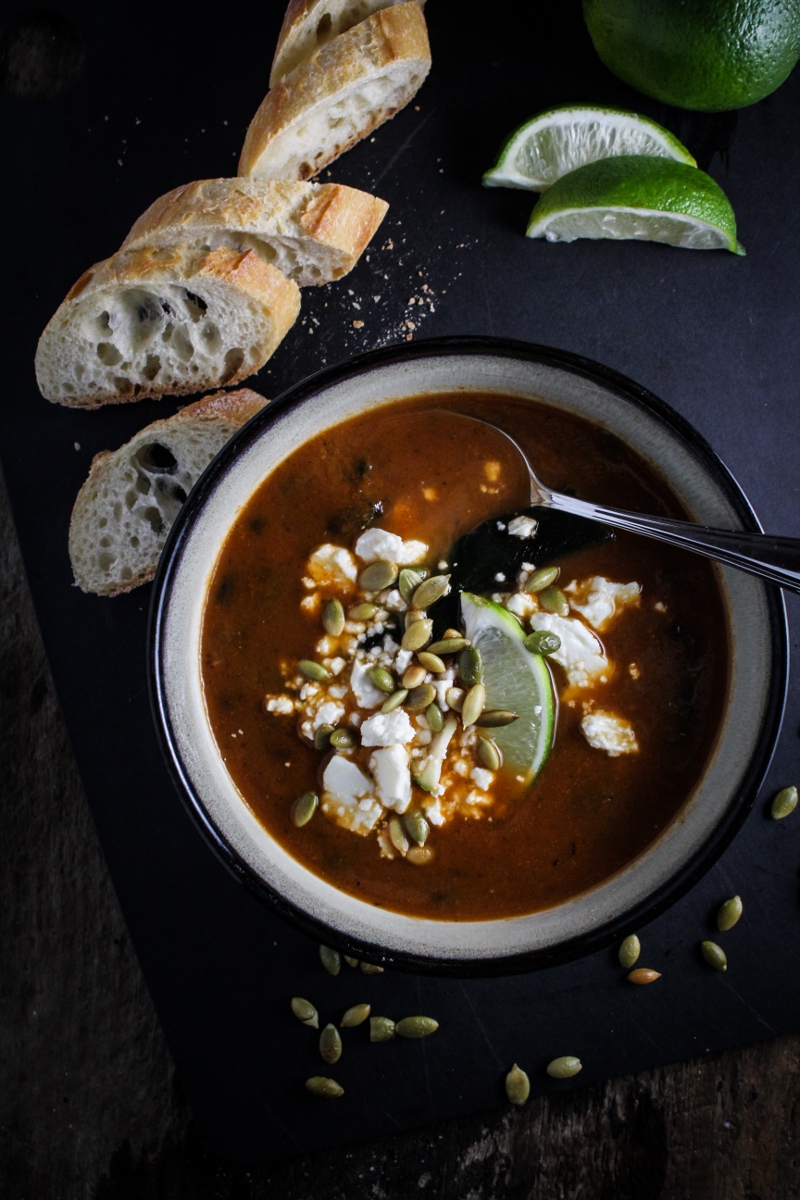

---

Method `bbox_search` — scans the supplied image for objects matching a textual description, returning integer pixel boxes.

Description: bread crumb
[353,320,364,328]
[74,442,80,451]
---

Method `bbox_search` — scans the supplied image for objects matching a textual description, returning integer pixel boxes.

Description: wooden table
[2,466,798,1200]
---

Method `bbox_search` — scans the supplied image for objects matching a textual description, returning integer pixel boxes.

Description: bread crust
[239,2,431,180]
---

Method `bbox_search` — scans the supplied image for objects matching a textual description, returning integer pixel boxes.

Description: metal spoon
[455,413,800,594]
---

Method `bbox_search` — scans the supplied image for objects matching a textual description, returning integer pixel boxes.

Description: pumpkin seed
[389,816,410,855]
[458,646,484,687]
[330,728,357,749]
[627,968,661,985]
[546,1056,582,1079]
[344,956,359,968]
[417,651,446,674]
[319,1023,342,1064]
[398,567,427,604]
[402,665,427,689]
[505,1063,530,1106]
[461,682,486,727]
[525,566,560,594]
[426,702,444,732]
[322,598,345,636]
[360,962,384,974]
[717,895,743,931]
[305,1076,344,1098]
[341,1003,371,1028]
[428,637,471,655]
[701,940,728,971]
[412,574,451,609]
[314,724,335,751]
[476,737,501,771]
[445,687,465,712]
[291,791,318,827]
[539,586,569,617]
[475,709,519,728]
[299,659,330,682]
[381,689,409,713]
[369,666,396,693]
[319,945,341,976]
[348,602,378,621]
[405,683,437,711]
[407,846,434,865]
[359,560,398,591]
[405,609,426,629]
[524,630,562,656]
[443,628,462,639]
[370,1016,396,1042]
[403,811,429,846]
[618,934,641,969]
[396,1016,439,1038]
[401,618,433,651]
[771,785,798,820]
[291,997,319,1029]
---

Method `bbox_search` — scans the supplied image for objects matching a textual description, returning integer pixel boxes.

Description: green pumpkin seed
[771,786,798,819]
[319,1023,342,1064]
[369,666,396,693]
[403,811,429,846]
[546,1056,582,1079]
[461,682,486,727]
[341,1003,371,1028]
[417,651,446,674]
[717,895,743,932]
[524,630,562,656]
[618,934,641,969]
[291,791,318,827]
[319,945,341,976]
[402,664,427,689]
[412,574,451,609]
[406,846,434,865]
[405,609,426,629]
[401,618,433,651]
[359,560,398,591]
[299,659,331,682]
[476,737,501,771]
[322,598,345,636]
[505,1063,530,1106]
[445,687,465,712]
[396,1016,439,1039]
[458,646,484,687]
[344,956,359,968]
[405,683,437,711]
[539,586,569,617]
[426,702,444,732]
[348,602,379,621]
[428,637,470,655]
[360,962,384,974]
[330,728,357,749]
[381,689,409,714]
[305,1076,344,1098]
[370,1016,396,1042]
[389,815,410,855]
[525,566,560,594]
[291,997,319,1029]
[701,940,728,971]
[475,709,519,728]
[314,724,335,751]
[398,567,428,604]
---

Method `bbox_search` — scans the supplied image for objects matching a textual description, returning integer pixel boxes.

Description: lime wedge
[460,593,555,788]
[483,105,696,192]
[526,156,744,253]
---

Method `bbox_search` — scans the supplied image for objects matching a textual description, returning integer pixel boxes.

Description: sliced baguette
[35,244,300,408]
[121,178,388,286]
[69,388,268,595]
[240,2,431,181]
[270,0,425,86]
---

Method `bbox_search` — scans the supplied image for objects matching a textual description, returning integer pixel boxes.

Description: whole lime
[583,0,800,111]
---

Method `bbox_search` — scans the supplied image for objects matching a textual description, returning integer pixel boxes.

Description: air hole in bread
[120,566,133,581]
[130,536,140,549]
[143,353,161,381]
[134,443,178,474]
[222,348,245,382]
[99,536,111,548]
[98,517,107,528]
[97,551,115,572]
[172,327,194,362]
[135,474,151,495]
[202,323,222,353]
[97,342,122,366]
[112,502,122,519]
[298,162,313,180]
[137,296,163,326]
[113,375,133,392]
[63,382,75,394]
[125,489,137,509]
[183,290,208,322]
[97,311,112,334]
[143,506,164,534]
[162,323,174,343]
[316,13,332,40]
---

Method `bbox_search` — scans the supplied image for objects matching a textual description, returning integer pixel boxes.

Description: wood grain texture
[1,463,798,1199]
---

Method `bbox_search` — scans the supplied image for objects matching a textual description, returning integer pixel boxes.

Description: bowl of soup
[149,336,787,974]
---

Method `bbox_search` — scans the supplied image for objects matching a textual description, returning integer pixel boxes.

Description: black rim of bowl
[148,335,789,978]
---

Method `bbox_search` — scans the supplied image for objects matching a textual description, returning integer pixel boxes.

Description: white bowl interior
[159,352,775,963]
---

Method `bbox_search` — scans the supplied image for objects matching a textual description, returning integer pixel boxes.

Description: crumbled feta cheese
[300,594,319,613]
[329,657,346,676]
[529,612,609,688]
[395,649,413,673]
[265,695,294,714]
[494,572,506,582]
[321,756,383,833]
[383,589,406,611]
[423,796,445,826]
[581,711,639,756]
[307,544,358,590]
[505,592,538,621]
[315,635,336,656]
[360,709,416,746]
[369,745,412,813]
[349,660,385,709]
[354,527,428,564]
[629,662,640,680]
[496,521,506,531]
[312,701,345,731]
[508,515,538,539]
[565,577,641,631]
[470,767,495,791]
[484,461,501,482]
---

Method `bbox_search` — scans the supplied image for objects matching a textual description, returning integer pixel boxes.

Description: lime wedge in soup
[461,593,555,788]
[526,155,744,253]
[483,104,696,191]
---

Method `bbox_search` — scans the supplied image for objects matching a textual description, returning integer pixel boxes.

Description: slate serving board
[2,0,799,1163]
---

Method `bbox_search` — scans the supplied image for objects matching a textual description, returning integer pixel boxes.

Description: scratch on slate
[373,106,439,187]
[720,979,778,1036]
[458,982,503,1069]
[624,1011,666,1055]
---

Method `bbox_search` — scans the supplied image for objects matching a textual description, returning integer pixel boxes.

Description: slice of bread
[239,2,431,181]
[270,0,425,86]
[121,178,388,286]
[69,388,268,595]
[35,244,300,408]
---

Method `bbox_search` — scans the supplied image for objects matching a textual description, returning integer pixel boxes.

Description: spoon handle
[546,492,800,594]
